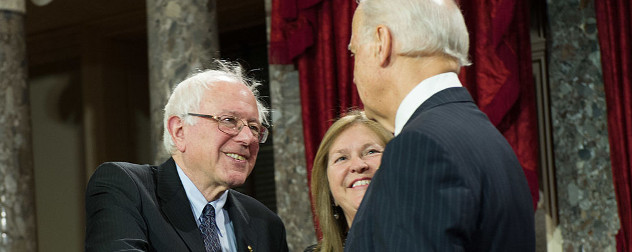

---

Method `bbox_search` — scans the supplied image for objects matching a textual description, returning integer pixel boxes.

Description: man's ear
[375,25,393,67]
[167,116,186,152]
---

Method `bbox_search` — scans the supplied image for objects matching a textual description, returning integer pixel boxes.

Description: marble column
[146,0,220,162]
[265,1,317,251]
[0,1,38,251]
[269,65,316,251]
[546,0,619,250]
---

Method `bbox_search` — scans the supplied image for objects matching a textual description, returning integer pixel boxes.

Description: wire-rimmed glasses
[187,113,268,143]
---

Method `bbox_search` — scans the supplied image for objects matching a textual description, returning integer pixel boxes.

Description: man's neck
[172,154,229,202]
[200,186,229,202]
[375,55,459,131]
[391,55,460,97]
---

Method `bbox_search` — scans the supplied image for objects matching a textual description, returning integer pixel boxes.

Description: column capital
[0,0,25,13]
[31,0,53,6]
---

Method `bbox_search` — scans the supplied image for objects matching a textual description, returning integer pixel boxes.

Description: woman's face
[327,123,385,226]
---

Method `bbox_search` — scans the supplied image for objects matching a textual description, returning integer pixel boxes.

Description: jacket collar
[157,158,205,251]
[225,190,257,252]
[156,158,259,252]
[394,72,462,135]
[405,87,475,129]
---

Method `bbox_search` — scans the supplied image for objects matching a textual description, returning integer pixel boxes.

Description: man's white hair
[162,60,269,154]
[357,0,470,67]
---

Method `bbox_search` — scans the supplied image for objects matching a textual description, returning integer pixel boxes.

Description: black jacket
[85,158,288,252]
[346,87,535,251]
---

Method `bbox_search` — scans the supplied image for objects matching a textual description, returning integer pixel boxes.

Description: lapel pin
[247,245,253,252]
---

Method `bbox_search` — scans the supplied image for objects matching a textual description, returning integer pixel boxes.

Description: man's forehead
[201,80,259,120]
[204,80,253,99]
[205,97,260,122]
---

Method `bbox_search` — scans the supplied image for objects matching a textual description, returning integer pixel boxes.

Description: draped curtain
[458,0,540,209]
[270,0,540,234]
[595,1,632,251]
[269,0,360,237]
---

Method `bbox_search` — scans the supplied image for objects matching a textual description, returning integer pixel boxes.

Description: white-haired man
[345,0,535,251]
[85,61,289,252]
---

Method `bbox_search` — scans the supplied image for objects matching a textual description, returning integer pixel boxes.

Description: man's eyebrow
[218,111,257,121]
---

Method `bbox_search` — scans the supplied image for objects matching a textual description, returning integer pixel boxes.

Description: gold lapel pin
[247,245,253,252]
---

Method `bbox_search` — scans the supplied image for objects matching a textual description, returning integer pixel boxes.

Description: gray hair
[356,0,471,67]
[162,60,269,154]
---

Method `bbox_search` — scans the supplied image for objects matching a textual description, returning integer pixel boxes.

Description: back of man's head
[357,0,470,67]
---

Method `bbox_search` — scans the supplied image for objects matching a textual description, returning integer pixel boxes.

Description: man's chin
[363,108,377,120]
[364,109,395,133]
[363,109,382,125]
[224,171,251,187]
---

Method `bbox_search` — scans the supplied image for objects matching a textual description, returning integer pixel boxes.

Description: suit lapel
[226,190,257,252]
[407,87,475,127]
[157,158,205,251]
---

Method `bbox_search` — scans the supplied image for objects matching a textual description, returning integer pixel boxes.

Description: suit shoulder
[88,162,157,189]
[93,161,155,176]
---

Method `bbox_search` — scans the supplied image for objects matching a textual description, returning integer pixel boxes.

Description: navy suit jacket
[85,158,289,252]
[346,87,535,251]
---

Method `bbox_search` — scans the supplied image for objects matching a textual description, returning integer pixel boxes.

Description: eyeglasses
[187,113,269,143]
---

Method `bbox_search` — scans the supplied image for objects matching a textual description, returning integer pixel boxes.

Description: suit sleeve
[277,217,289,252]
[347,130,479,251]
[85,163,150,252]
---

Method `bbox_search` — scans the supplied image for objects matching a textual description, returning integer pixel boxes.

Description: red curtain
[595,1,632,251]
[270,0,541,233]
[458,0,540,209]
[269,0,361,237]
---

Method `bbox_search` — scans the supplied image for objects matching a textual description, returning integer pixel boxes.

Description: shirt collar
[175,162,229,221]
[394,72,462,136]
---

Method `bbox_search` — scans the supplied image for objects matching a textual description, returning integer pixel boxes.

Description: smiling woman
[307,110,393,252]
[326,123,384,225]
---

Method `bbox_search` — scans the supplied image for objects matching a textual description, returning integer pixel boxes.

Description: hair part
[310,110,393,252]
[356,0,470,67]
[162,60,269,154]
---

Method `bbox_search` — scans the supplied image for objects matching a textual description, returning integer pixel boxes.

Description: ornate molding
[0,0,25,13]
[31,0,53,7]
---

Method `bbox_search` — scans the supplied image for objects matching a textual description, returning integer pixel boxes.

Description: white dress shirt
[394,72,463,136]
[176,163,238,252]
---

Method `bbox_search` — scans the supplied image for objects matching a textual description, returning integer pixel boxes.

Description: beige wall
[30,71,84,252]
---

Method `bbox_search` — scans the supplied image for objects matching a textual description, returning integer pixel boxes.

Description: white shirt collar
[393,72,462,136]
[176,162,235,251]
[175,163,228,224]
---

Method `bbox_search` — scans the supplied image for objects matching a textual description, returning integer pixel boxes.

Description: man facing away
[85,60,289,252]
[345,0,535,251]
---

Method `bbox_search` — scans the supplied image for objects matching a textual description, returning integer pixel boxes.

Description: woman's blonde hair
[310,110,393,252]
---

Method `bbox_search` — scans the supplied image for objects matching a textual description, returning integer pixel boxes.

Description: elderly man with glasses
[85,60,289,252]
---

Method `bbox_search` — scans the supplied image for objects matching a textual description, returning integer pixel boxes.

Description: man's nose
[232,124,258,144]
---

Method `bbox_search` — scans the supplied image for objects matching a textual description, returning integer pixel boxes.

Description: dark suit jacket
[85,158,289,252]
[345,87,535,251]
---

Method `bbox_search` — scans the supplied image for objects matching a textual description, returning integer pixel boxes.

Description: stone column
[546,0,619,250]
[265,1,317,251]
[269,65,316,251]
[0,1,38,251]
[146,0,220,162]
